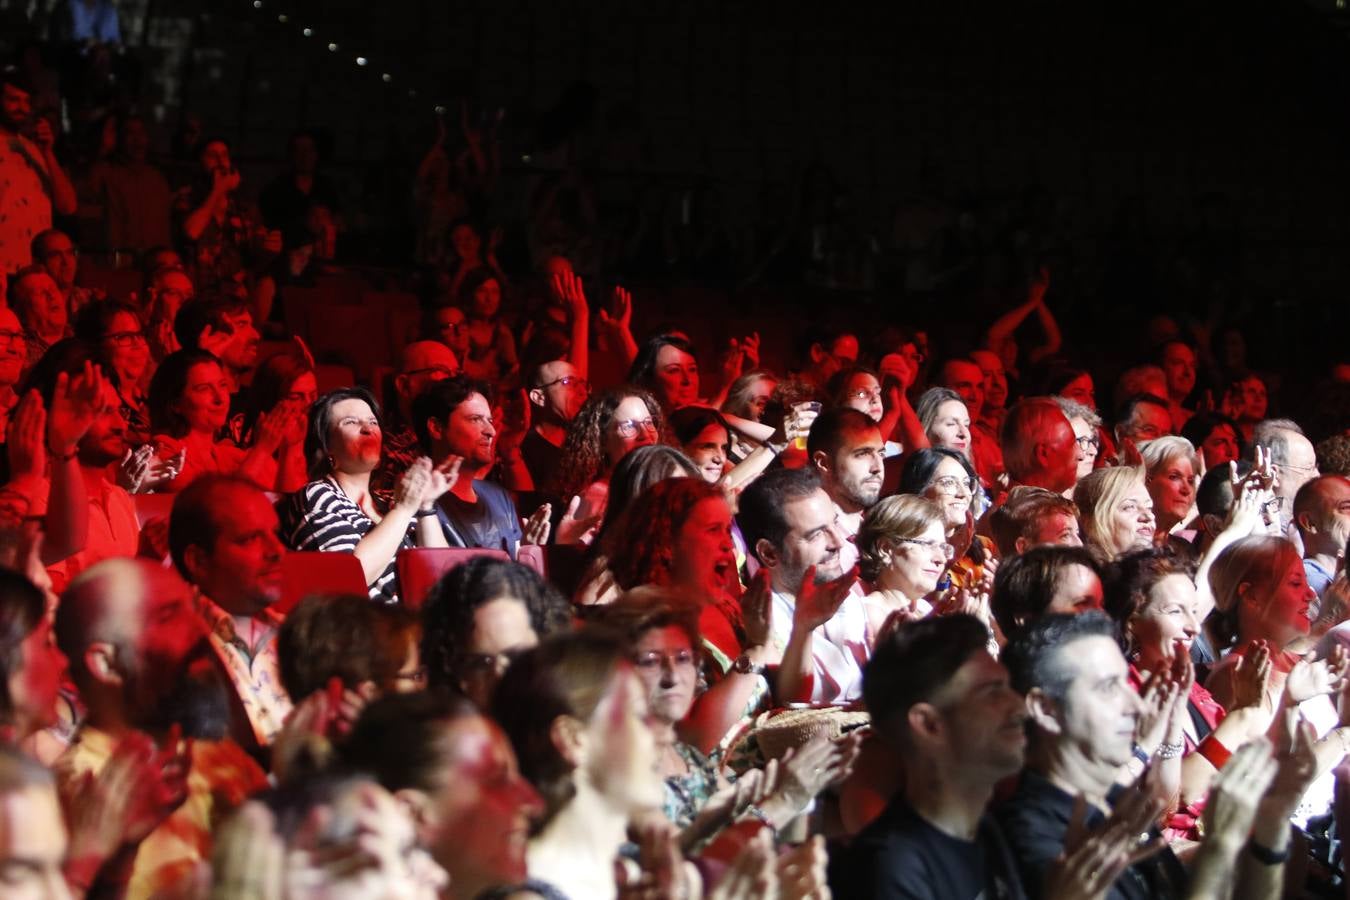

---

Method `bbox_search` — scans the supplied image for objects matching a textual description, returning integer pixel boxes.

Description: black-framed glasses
[105,331,148,347]
[535,375,589,392]
[0,330,25,348]
[1075,434,1101,451]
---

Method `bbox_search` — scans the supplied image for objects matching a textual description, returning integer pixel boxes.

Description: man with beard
[807,408,885,572]
[738,467,865,704]
[25,361,139,592]
[53,558,266,898]
[412,375,529,555]
[0,70,76,287]
[169,476,292,757]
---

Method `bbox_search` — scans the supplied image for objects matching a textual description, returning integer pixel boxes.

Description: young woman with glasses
[550,385,665,527]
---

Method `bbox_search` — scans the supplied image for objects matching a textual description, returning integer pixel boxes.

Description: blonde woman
[856,495,949,648]
[1073,466,1156,560]
[1141,435,1202,539]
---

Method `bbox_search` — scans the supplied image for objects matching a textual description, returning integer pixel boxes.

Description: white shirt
[769,588,870,704]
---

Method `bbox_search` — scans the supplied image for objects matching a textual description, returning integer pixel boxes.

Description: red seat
[277,551,369,615]
[396,546,547,610]
[397,547,508,611]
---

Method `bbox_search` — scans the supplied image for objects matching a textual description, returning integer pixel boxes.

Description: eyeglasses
[394,667,428,688]
[849,389,883,403]
[535,375,589,392]
[634,649,696,671]
[1281,462,1320,475]
[930,474,975,495]
[1075,434,1101,451]
[1263,496,1283,515]
[0,330,25,348]
[614,418,658,438]
[105,331,148,347]
[897,538,956,560]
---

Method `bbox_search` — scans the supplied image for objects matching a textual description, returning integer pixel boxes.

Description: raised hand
[1201,737,1278,845]
[420,455,463,509]
[6,390,45,480]
[556,494,602,546]
[738,568,773,649]
[394,457,433,512]
[521,503,552,546]
[773,731,863,814]
[1045,784,1165,900]
[596,285,634,336]
[198,323,234,360]
[1134,667,1181,754]
[48,361,110,456]
[793,564,860,632]
[550,270,589,320]
[1029,265,1050,304]
[1230,639,1273,712]
[1285,645,1350,704]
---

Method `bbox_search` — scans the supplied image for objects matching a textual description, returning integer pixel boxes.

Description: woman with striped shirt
[280,387,456,603]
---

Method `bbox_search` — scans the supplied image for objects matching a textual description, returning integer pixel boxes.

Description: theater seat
[397,547,509,611]
[278,551,369,615]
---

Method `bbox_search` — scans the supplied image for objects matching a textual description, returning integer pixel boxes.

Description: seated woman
[419,556,571,709]
[629,333,700,412]
[990,545,1104,641]
[897,448,994,598]
[574,445,700,607]
[459,267,518,384]
[1073,466,1157,561]
[491,630,665,900]
[826,366,913,458]
[278,387,456,604]
[598,592,857,845]
[605,478,770,750]
[226,348,315,494]
[1101,547,1270,842]
[667,406,731,484]
[1202,535,1350,829]
[854,494,948,645]
[74,299,154,446]
[0,569,69,763]
[1140,436,1201,543]
[148,349,303,492]
[550,385,665,525]
[720,369,778,462]
[914,386,972,462]
[341,691,543,900]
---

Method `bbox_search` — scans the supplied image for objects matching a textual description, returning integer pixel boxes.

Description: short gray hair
[1251,419,1304,467]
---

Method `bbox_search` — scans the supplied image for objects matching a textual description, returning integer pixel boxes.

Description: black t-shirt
[521,428,563,494]
[436,479,523,555]
[993,769,1187,900]
[840,795,1027,900]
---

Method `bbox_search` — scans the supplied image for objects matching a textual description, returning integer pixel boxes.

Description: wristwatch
[732,653,766,676]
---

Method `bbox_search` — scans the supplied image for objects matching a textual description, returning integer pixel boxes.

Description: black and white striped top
[280,477,413,604]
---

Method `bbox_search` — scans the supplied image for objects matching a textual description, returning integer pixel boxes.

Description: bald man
[53,559,265,897]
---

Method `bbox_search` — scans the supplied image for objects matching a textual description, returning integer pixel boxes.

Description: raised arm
[32,118,76,216]
[552,270,590,379]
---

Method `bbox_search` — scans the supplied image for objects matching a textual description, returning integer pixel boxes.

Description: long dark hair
[147,348,220,438]
[237,350,314,444]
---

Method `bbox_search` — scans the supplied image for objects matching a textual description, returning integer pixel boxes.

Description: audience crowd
[2,19,1350,900]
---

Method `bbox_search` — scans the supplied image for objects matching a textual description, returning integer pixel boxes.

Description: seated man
[31,229,103,319]
[371,340,459,498]
[172,294,260,395]
[998,612,1302,900]
[999,398,1079,498]
[1293,475,1350,612]
[843,614,1028,898]
[807,407,885,569]
[169,475,293,756]
[989,547,1103,649]
[7,266,70,372]
[988,487,1082,559]
[738,467,865,704]
[0,306,25,440]
[53,558,267,897]
[411,375,525,555]
[521,358,589,493]
[1113,393,1173,450]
